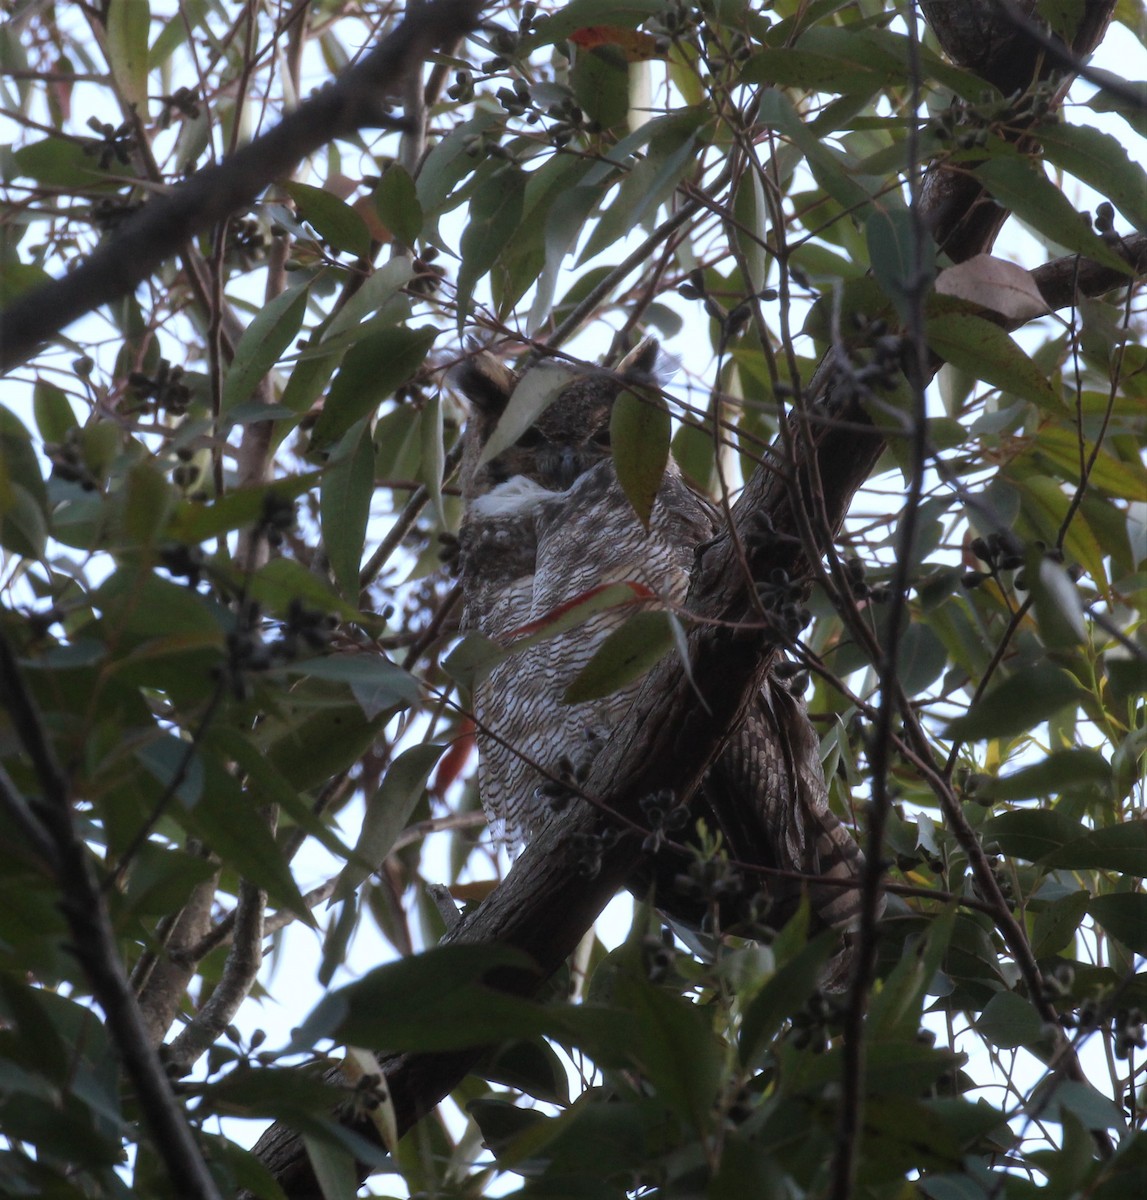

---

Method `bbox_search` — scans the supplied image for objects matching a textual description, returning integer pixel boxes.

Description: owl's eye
[515,428,543,449]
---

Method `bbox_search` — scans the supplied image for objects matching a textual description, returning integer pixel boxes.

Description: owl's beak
[556,448,580,491]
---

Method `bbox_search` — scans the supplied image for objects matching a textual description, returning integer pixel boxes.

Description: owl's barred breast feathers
[453,341,873,964]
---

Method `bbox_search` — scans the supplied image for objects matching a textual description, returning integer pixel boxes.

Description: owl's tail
[709,675,873,935]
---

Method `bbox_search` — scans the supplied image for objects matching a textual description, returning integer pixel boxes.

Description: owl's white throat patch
[471,475,557,518]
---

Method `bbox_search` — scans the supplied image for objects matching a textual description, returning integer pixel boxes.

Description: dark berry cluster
[85,116,136,169]
[128,360,192,415]
[45,428,100,491]
[755,567,812,643]
[639,788,689,853]
[158,85,201,130]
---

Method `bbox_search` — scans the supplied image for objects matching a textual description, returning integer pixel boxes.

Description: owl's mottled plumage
[454,343,869,957]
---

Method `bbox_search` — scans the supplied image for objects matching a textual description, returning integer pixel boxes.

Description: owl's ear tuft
[617,336,674,387]
[450,353,517,414]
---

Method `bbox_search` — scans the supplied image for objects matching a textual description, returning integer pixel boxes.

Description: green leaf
[976,991,1042,1050]
[135,732,203,806]
[1085,72,1147,137]
[924,309,1060,409]
[1036,121,1147,235]
[1088,894,1147,956]
[758,89,874,215]
[373,164,422,246]
[264,703,390,793]
[418,387,445,527]
[979,809,1089,862]
[975,748,1111,802]
[32,379,77,443]
[283,180,371,259]
[119,460,173,546]
[1044,821,1147,875]
[570,45,630,131]
[302,1136,357,1200]
[292,944,541,1053]
[866,203,935,323]
[247,555,361,624]
[526,0,667,48]
[182,766,314,925]
[166,474,320,542]
[476,364,579,467]
[739,932,836,1065]
[944,664,1083,742]
[973,156,1131,274]
[733,170,768,293]
[105,0,150,112]
[286,654,420,717]
[1031,891,1089,958]
[613,968,723,1131]
[1030,553,1087,648]
[610,388,669,529]
[562,610,673,704]
[892,622,948,697]
[320,423,374,599]
[1041,1080,1127,1135]
[335,743,443,899]
[456,166,526,325]
[12,138,101,188]
[310,325,437,451]
[222,286,308,413]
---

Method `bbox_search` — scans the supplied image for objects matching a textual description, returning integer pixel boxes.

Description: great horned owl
[453,341,870,955]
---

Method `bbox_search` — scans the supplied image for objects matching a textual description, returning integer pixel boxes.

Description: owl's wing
[707,673,868,935]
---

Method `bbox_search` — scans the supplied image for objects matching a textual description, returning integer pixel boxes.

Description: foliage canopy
[0,1,1144,1198]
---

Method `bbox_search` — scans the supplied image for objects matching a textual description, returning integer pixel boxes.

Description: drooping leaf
[222,286,308,413]
[924,308,1061,409]
[336,742,444,898]
[290,944,542,1053]
[562,610,674,704]
[287,653,420,715]
[418,386,445,527]
[456,165,526,325]
[944,664,1083,742]
[1029,553,1088,648]
[310,326,437,451]
[477,364,580,467]
[1088,894,1147,956]
[1044,822,1147,875]
[283,180,371,259]
[610,388,670,529]
[980,809,1090,862]
[105,0,150,111]
[1031,891,1089,958]
[975,748,1111,802]
[372,164,422,246]
[1036,121,1147,235]
[976,991,1042,1050]
[973,156,1131,274]
[866,203,935,323]
[320,422,375,599]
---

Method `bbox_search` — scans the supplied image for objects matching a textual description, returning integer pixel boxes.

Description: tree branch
[0,0,486,372]
[0,628,222,1200]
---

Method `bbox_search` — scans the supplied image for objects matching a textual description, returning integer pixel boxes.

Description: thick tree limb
[0,0,485,373]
